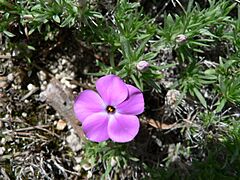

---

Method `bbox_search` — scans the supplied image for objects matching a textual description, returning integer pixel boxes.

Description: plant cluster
[1,0,240,179]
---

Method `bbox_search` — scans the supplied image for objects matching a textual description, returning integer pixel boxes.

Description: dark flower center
[106,105,115,114]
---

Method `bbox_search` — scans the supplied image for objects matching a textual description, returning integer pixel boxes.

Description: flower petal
[74,90,105,123]
[108,113,140,143]
[117,84,144,115]
[82,112,109,142]
[96,75,128,106]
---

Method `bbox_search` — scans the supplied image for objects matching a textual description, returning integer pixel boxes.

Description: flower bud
[175,34,187,44]
[136,60,149,72]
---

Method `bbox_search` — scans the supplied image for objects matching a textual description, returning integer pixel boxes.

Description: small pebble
[12,49,20,57]
[70,72,75,77]
[4,114,9,118]
[40,84,46,91]
[55,74,62,80]
[58,64,63,71]
[72,55,77,60]
[1,138,6,144]
[56,119,67,130]
[53,120,58,126]
[0,147,5,155]
[43,81,47,85]
[0,121,3,129]
[0,76,7,88]
[75,157,82,163]
[82,163,91,171]
[61,59,68,65]
[51,68,58,74]
[38,71,47,81]
[87,171,93,179]
[73,165,81,172]
[24,99,29,103]
[70,84,77,89]
[22,112,27,117]
[110,157,117,167]
[12,84,17,89]
[66,132,82,152]
[7,73,14,82]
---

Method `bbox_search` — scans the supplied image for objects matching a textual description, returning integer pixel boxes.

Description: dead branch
[40,78,85,139]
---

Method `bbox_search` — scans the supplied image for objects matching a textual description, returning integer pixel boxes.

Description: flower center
[106,105,115,114]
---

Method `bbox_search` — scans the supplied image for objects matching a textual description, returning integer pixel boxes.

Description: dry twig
[40,78,84,139]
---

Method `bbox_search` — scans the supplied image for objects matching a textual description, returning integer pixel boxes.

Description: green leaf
[129,157,139,162]
[60,15,73,27]
[192,48,204,53]
[131,74,143,91]
[204,69,216,75]
[27,45,36,50]
[53,15,61,23]
[3,30,15,37]
[135,37,150,58]
[120,36,131,61]
[199,28,219,38]
[31,4,42,11]
[28,28,35,36]
[143,52,158,61]
[90,11,103,18]
[190,41,210,47]
[215,98,227,113]
[193,87,207,108]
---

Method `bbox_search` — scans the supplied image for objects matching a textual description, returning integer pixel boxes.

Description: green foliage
[216,59,240,107]
[158,0,235,62]
[202,55,240,112]
[84,0,166,91]
[0,0,101,41]
[81,141,139,179]
[217,74,240,109]
[177,62,216,108]
[156,0,239,109]
[190,119,240,179]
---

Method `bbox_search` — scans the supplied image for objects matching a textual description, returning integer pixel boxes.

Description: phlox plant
[83,0,169,92]
[74,75,144,143]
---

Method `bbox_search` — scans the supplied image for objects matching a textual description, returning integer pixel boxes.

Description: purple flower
[74,75,144,143]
